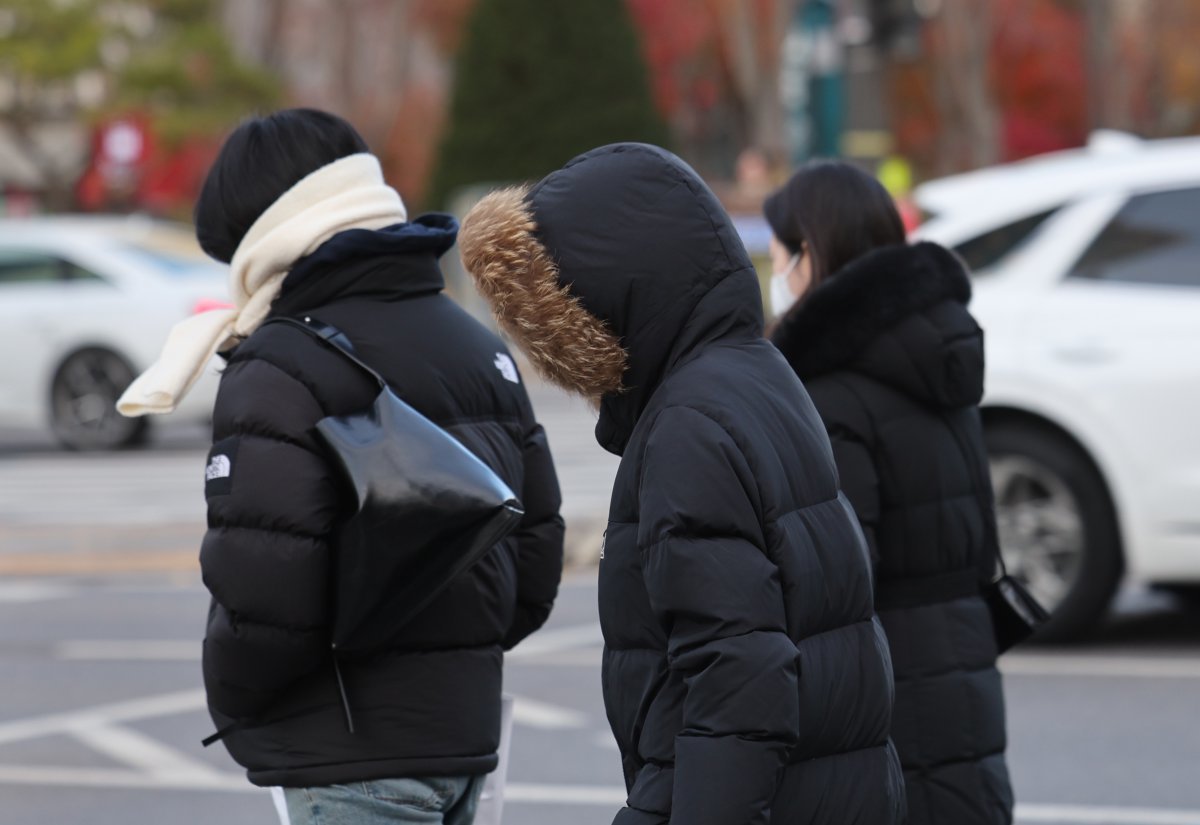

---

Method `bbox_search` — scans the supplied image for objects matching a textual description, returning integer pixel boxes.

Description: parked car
[915,131,1200,640]
[0,215,228,450]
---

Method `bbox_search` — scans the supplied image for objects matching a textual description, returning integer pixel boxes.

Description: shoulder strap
[264,316,386,391]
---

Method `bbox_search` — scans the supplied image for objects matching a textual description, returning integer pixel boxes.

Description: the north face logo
[205,454,231,482]
[494,353,520,384]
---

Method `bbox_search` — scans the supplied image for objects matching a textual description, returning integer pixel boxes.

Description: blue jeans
[278,776,485,825]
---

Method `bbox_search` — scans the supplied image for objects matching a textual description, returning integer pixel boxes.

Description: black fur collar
[771,241,972,379]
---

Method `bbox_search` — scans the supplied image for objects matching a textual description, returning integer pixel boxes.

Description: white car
[0,216,228,450]
[915,131,1200,640]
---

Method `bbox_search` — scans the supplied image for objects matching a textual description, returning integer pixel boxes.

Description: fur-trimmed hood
[772,242,985,409]
[461,143,762,454]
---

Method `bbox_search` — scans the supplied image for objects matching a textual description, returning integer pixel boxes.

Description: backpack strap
[264,316,387,391]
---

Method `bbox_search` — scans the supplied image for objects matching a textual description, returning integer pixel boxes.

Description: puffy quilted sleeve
[199,350,346,721]
[503,420,565,649]
[629,406,799,825]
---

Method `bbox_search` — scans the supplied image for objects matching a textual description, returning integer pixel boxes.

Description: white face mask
[770,254,801,317]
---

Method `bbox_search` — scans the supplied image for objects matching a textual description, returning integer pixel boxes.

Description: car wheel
[985,423,1123,643]
[50,348,149,451]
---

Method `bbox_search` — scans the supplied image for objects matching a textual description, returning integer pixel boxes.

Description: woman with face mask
[765,160,1015,825]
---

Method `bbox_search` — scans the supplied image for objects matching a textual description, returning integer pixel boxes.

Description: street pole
[781,0,845,166]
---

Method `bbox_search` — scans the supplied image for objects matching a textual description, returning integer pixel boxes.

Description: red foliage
[625,0,716,116]
[991,0,1088,159]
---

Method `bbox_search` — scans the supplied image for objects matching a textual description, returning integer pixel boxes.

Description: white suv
[915,132,1200,640]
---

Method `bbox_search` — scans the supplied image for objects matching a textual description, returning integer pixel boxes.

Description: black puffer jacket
[772,242,1014,825]
[200,216,564,787]
[460,144,904,825]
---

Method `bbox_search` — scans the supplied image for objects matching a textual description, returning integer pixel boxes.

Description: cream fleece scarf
[117,153,407,417]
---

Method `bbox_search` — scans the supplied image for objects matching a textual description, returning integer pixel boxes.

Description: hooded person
[118,108,566,825]
[766,159,1015,825]
[460,143,904,825]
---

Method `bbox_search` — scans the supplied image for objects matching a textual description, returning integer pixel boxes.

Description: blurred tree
[1154,1,1200,135]
[112,0,280,144]
[993,0,1087,160]
[428,0,668,207]
[0,0,108,207]
[628,0,799,176]
[931,0,999,173]
[0,0,278,209]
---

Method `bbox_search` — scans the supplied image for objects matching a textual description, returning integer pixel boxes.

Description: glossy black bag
[985,570,1051,653]
[269,316,525,655]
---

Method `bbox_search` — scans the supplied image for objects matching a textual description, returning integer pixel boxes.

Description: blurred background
[2,1,1200,824]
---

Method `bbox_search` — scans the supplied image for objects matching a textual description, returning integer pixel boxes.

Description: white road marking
[515,649,603,667]
[1002,655,1200,680]
[1016,804,1200,824]
[510,696,589,729]
[0,689,207,746]
[72,723,225,781]
[0,764,249,792]
[0,581,76,603]
[508,623,603,658]
[505,783,627,805]
[54,632,604,664]
[56,640,200,661]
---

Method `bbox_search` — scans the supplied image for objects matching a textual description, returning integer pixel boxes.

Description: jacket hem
[246,753,499,788]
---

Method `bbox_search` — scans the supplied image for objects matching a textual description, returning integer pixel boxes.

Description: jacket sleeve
[199,353,344,721]
[626,406,799,825]
[503,421,566,650]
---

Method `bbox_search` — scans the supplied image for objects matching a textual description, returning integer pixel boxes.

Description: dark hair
[195,108,370,263]
[763,159,906,291]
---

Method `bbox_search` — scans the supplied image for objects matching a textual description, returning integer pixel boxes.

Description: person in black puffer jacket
[118,109,564,825]
[765,160,1014,825]
[460,143,904,825]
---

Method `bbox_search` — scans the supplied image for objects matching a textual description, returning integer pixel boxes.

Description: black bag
[985,572,1051,652]
[949,409,1050,653]
[269,316,525,655]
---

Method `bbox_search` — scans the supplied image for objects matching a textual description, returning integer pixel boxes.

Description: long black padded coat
[200,216,565,787]
[772,242,1015,825]
[460,143,904,825]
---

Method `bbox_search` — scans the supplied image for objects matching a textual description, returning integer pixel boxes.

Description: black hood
[772,242,984,409]
[270,214,458,317]
[528,143,764,454]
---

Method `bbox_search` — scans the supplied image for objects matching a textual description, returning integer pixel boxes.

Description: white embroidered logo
[205,454,231,482]
[494,353,520,384]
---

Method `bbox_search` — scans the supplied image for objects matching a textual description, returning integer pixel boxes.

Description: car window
[121,244,219,277]
[64,262,109,283]
[1068,188,1200,287]
[0,250,65,284]
[952,210,1057,274]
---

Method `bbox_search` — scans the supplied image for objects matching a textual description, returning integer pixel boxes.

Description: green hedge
[429,0,667,209]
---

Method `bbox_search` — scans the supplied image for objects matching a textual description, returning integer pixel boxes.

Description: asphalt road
[3,380,1200,824]
[3,572,1200,825]
[0,378,618,571]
